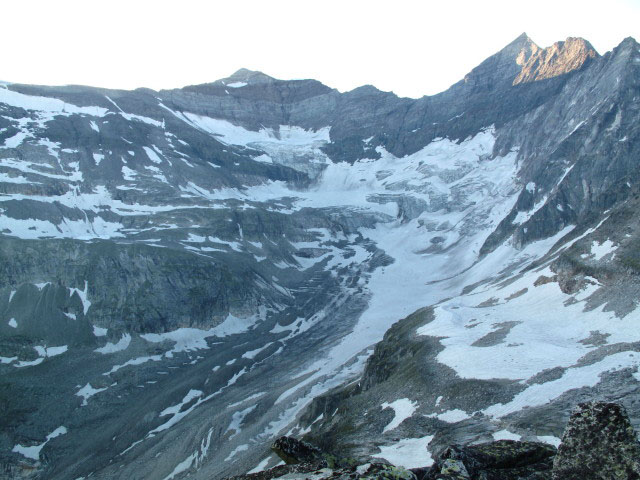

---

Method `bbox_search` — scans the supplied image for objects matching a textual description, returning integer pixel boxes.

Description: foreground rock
[228,436,416,479]
[229,402,640,480]
[425,440,555,479]
[552,401,640,479]
[272,436,330,467]
[230,463,417,480]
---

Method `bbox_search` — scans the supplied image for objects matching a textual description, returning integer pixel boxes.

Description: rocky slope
[1,34,639,479]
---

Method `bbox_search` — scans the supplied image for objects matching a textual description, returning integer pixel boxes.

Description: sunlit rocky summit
[1,33,639,479]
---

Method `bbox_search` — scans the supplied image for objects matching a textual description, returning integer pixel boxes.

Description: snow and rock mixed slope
[1,34,639,479]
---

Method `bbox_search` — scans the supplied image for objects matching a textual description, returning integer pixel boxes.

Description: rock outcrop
[271,436,330,467]
[552,401,640,479]
[425,441,555,480]
[513,37,598,85]
[231,402,639,480]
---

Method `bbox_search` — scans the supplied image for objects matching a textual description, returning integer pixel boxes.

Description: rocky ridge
[513,37,598,85]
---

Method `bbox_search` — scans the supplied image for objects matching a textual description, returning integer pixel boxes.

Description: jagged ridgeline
[1,33,639,479]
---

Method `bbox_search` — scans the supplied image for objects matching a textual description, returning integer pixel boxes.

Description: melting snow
[426,409,470,423]
[69,281,91,315]
[12,426,67,460]
[493,429,520,441]
[224,444,249,462]
[590,239,617,261]
[181,114,331,148]
[151,389,204,434]
[93,325,108,337]
[484,351,640,418]
[95,334,131,354]
[76,383,108,406]
[537,435,561,447]
[225,404,257,437]
[163,453,196,480]
[143,146,163,164]
[0,87,108,116]
[242,343,273,360]
[141,313,260,355]
[381,398,417,432]
[374,435,434,469]
[247,457,272,474]
[105,355,162,375]
[14,344,67,368]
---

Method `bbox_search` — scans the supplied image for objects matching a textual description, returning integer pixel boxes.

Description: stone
[551,401,640,479]
[426,440,555,480]
[272,436,327,466]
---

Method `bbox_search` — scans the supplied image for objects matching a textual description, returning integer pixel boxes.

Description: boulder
[271,436,327,466]
[552,401,640,479]
[425,440,555,480]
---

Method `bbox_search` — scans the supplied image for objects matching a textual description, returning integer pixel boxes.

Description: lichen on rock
[552,401,640,480]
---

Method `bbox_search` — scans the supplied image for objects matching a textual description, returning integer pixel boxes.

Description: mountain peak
[513,36,599,85]
[511,32,535,46]
[503,32,539,58]
[459,33,539,90]
[222,68,275,85]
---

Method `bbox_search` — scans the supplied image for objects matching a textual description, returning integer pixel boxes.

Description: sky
[2,0,639,98]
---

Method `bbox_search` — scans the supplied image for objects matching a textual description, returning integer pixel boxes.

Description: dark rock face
[552,402,640,479]
[426,441,555,480]
[272,436,327,466]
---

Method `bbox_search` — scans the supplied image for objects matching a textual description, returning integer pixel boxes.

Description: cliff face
[1,34,640,480]
[513,37,599,85]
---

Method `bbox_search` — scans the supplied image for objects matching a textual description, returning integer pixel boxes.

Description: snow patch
[0,87,108,116]
[426,409,470,423]
[93,325,108,337]
[76,383,107,406]
[493,429,521,441]
[141,313,260,355]
[374,435,434,469]
[537,435,562,447]
[590,239,617,261]
[12,426,67,460]
[69,281,91,315]
[381,398,417,432]
[247,457,271,474]
[95,334,131,354]
[224,444,249,462]
[225,404,257,438]
[143,146,163,164]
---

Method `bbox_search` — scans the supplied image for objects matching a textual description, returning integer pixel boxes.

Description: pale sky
[3,0,639,98]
